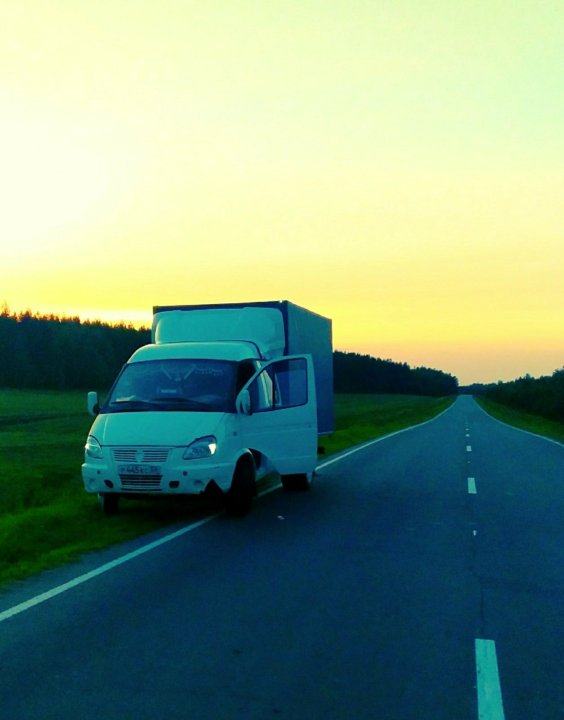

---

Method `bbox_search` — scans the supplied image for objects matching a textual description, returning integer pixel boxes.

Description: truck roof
[151,305,286,358]
[129,341,261,364]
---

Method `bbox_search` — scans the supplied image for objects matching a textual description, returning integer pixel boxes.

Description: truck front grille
[112,448,171,463]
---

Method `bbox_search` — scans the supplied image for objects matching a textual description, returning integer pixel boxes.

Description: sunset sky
[1,1,562,385]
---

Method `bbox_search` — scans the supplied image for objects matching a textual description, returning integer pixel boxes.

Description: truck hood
[90,412,225,447]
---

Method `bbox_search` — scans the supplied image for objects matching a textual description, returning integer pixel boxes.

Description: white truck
[82,301,333,515]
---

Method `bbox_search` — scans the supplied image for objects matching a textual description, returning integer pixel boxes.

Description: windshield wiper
[148,397,214,410]
[109,399,159,409]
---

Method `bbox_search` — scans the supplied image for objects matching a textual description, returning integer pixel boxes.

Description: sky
[1,0,563,385]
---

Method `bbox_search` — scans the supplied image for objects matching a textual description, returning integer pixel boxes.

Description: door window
[248,358,308,412]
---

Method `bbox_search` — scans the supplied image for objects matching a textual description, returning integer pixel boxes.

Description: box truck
[82,301,333,515]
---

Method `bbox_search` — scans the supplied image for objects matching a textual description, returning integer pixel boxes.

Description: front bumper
[82,446,234,495]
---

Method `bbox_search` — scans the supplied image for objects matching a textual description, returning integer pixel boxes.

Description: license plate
[118,464,160,475]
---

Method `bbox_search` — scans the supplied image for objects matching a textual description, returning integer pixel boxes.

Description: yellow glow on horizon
[1,1,563,386]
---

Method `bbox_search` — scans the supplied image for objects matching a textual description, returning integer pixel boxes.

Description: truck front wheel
[225,458,256,516]
[99,493,120,515]
[281,473,312,492]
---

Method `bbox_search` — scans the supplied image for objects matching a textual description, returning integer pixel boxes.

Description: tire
[99,493,120,515]
[225,457,256,516]
[281,472,312,492]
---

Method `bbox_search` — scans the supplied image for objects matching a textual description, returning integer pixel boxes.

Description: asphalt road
[1,396,562,719]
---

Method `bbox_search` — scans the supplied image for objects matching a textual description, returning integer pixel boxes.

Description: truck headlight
[85,435,104,460]
[183,436,217,460]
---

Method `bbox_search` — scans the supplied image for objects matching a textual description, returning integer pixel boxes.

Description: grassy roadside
[474,396,564,444]
[0,389,455,586]
[0,390,197,587]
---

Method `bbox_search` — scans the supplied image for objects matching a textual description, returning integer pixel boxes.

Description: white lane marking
[475,639,505,720]
[467,445,472,452]
[268,403,455,479]
[468,477,477,494]
[0,516,216,624]
[0,400,457,623]
[472,398,564,448]
[317,402,454,470]
[257,483,282,497]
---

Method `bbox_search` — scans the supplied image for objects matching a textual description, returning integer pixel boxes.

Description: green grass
[0,389,454,586]
[475,396,564,444]
[0,389,215,586]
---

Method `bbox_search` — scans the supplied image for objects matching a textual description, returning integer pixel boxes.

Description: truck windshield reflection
[105,359,237,413]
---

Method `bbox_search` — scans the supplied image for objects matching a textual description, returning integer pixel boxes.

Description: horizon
[3,302,561,387]
[2,2,562,386]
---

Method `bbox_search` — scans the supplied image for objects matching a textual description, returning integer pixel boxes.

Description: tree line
[0,310,458,396]
[334,351,458,396]
[0,309,150,390]
[465,369,564,423]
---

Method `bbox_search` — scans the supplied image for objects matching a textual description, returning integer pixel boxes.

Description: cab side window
[247,358,308,412]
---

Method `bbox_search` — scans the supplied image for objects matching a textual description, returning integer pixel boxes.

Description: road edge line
[472,397,564,448]
[317,398,457,471]
[0,398,456,622]
[0,516,217,624]
[257,401,456,495]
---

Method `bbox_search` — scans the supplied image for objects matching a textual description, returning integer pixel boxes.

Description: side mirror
[236,389,252,415]
[87,391,100,416]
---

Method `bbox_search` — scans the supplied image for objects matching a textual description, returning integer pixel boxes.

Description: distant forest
[0,310,148,391]
[463,369,564,423]
[0,310,458,396]
[333,351,458,396]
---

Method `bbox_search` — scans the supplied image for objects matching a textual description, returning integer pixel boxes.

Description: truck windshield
[104,359,237,413]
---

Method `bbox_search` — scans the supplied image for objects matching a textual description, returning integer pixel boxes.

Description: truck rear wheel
[225,458,256,516]
[281,473,312,492]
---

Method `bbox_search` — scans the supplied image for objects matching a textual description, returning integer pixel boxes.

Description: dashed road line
[468,477,477,494]
[466,445,472,452]
[475,639,505,720]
